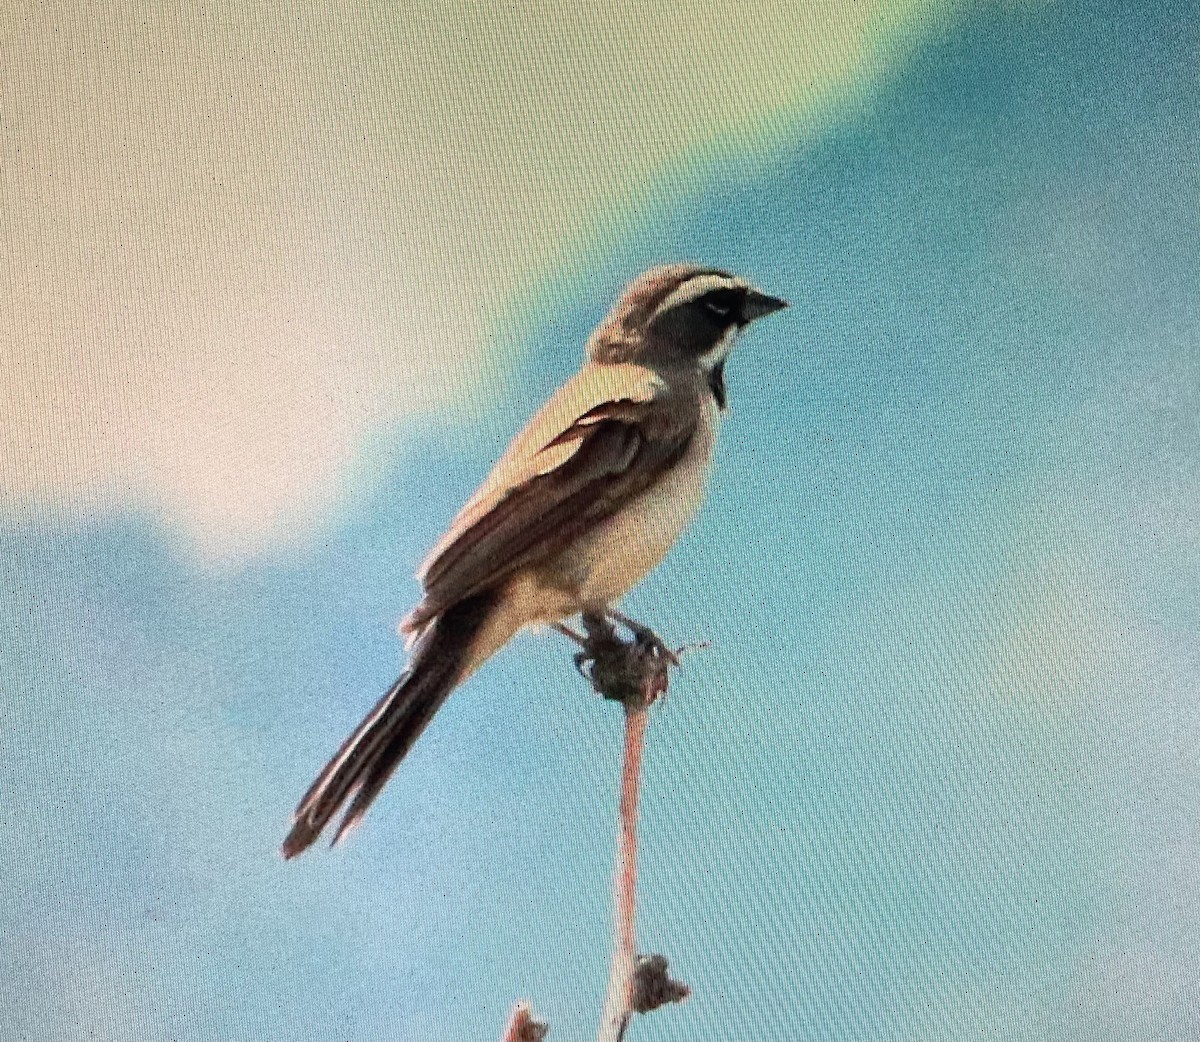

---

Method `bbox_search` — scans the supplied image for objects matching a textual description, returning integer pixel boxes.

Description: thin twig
[598,696,649,1042]
[502,616,691,1040]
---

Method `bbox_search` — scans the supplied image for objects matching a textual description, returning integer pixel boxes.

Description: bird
[281,263,787,858]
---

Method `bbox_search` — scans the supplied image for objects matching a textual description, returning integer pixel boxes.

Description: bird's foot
[559,611,674,706]
[604,608,682,667]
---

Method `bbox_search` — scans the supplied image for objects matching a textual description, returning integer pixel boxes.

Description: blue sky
[3,2,1200,1039]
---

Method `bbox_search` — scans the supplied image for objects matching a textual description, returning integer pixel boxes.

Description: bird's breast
[565,395,720,609]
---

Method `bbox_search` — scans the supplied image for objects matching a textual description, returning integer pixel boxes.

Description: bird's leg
[559,611,677,703]
[576,612,624,680]
[554,621,588,647]
[555,621,597,677]
[561,613,622,672]
[581,610,619,645]
[604,608,681,667]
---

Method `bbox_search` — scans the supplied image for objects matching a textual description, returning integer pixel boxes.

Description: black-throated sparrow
[282,263,787,857]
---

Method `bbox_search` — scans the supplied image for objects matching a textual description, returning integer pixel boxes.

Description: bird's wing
[403,363,697,631]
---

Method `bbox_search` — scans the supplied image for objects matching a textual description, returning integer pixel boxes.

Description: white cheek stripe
[651,273,747,322]
[698,326,739,369]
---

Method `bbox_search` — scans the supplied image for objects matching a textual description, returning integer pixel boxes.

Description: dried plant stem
[598,696,650,1042]
[501,1001,548,1042]
[501,616,689,1041]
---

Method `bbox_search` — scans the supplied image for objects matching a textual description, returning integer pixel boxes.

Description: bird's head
[586,264,787,406]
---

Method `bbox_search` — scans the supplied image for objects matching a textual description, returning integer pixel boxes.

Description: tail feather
[329,689,446,847]
[281,592,496,859]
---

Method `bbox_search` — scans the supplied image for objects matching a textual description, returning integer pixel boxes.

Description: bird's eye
[702,298,732,319]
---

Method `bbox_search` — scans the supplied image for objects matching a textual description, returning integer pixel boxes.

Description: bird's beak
[742,288,789,323]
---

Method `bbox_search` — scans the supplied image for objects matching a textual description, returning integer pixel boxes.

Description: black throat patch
[708,359,728,410]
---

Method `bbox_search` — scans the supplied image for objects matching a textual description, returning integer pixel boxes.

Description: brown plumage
[282,264,786,857]
[405,393,696,632]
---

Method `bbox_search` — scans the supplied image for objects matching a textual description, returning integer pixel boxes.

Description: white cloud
[1,0,955,558]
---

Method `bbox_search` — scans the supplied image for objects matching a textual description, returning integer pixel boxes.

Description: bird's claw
[573,650,592,679]
[627,623,681,667]
[558,612,675,704]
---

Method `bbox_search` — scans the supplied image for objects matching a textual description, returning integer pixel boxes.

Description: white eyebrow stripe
[651,273,746,321]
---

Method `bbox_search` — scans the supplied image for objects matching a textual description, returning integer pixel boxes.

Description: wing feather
[403,365,695,631]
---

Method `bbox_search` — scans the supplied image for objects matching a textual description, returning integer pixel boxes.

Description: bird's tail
[281,591,499,859]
